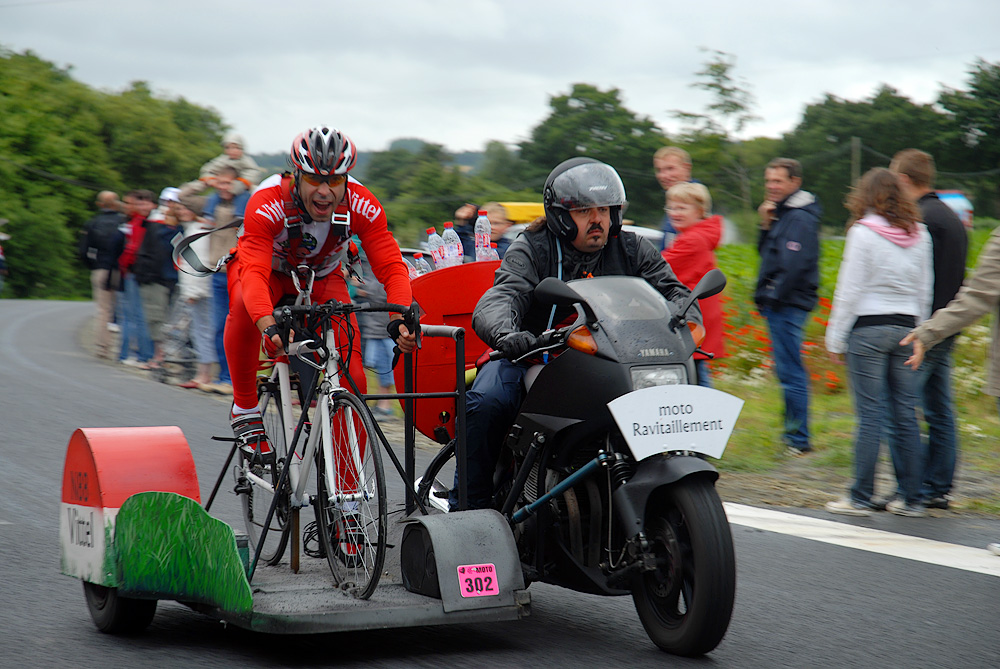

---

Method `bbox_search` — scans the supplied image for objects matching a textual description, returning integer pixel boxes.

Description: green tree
[519,84,667,226]
[781,85,957,228]
[938,58,1000,214]
[672,49,761,213]
[479,140,534,192]
[0,47,232,298]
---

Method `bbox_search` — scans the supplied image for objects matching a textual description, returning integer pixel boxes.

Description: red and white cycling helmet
[289,126,358,175]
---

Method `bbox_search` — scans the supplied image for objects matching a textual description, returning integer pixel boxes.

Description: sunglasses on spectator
[299,173,347,187]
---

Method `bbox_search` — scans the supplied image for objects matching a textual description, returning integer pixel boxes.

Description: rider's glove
[261,324,283,359]
[386,318,406,343]
[496,331,539,360]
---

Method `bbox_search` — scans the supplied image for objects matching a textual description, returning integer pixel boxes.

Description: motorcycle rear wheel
[631,476,735,656]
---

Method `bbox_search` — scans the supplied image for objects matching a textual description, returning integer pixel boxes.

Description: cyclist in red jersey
[226,126,416,452]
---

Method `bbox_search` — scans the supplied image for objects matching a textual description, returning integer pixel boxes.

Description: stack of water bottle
[425,222,463,269]
[415,210,499,276]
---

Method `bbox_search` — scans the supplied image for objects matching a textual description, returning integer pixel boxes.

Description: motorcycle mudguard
[400,509,526,613]
[612,455,719,537]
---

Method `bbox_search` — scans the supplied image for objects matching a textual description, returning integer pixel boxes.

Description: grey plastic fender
[400,509,526,613]
[612,454,719,537]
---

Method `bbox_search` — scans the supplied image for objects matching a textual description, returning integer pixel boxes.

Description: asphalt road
[1,299,998,668]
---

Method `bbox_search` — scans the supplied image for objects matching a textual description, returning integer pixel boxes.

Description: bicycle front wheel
[314,392,387,599]
[238,379,290,566]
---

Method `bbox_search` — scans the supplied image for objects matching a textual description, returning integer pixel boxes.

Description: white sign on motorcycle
[608,385,744,460]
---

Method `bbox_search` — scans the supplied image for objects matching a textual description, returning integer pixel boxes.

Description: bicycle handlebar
[272,300,412,321]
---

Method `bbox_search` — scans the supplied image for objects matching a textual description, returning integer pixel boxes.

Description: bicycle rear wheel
[237,379,290,566]
[314,392,387,599]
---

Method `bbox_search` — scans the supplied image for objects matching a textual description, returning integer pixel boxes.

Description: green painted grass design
[115,492,253,614]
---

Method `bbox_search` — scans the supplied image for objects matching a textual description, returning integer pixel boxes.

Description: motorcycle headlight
[630,365,687,389]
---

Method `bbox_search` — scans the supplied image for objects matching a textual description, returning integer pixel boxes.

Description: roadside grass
[710,221,1000,511]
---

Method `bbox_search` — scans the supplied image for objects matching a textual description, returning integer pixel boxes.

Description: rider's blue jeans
[450,358,526,511]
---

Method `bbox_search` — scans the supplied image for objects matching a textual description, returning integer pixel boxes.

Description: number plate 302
[457,563,500,597]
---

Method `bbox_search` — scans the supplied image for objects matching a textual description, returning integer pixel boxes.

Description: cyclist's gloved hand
[387,317,417,354]
[262,324,283,359]
[497,331,538,360]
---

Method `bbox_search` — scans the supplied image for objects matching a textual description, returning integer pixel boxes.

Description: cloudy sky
[4,0,999,157]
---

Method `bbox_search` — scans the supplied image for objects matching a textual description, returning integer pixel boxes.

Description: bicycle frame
[247,265,374,577]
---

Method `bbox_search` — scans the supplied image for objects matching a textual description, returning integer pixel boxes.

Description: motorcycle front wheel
[631,476,735,657]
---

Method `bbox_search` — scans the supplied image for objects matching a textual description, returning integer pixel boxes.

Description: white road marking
[724,503,1000,578]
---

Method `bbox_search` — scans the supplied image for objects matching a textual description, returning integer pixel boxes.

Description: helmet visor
[550,162,627,211]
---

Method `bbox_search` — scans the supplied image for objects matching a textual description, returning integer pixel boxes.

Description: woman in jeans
[824,168,932,517]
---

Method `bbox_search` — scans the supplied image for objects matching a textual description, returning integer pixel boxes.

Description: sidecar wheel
[83,581,157,634]
[631,477,735,656]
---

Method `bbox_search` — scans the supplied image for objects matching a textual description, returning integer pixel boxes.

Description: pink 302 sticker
[457,563,500,597]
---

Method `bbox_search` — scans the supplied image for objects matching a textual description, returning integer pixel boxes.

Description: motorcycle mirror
[535,277,599,325]
[674,269,727,321]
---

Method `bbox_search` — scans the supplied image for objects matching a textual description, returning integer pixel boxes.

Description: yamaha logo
[638,348,670,357]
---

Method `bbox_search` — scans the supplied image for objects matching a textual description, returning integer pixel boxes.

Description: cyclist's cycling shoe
[231,410,275,466]
[334,512,365,569]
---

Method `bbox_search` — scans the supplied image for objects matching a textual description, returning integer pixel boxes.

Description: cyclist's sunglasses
[299,172,347,187]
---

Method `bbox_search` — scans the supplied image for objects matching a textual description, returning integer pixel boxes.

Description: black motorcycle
[416,269,739,656]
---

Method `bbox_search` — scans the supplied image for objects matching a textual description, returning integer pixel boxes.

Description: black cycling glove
[497,331,539,360]
[386,318,405,342]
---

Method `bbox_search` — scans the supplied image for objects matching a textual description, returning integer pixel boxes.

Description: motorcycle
[415,268,740,656]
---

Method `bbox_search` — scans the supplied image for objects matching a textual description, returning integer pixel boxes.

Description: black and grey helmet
[542,157,628,241]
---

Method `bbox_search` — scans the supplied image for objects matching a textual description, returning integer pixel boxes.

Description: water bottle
[441,221,462,266]
[426,227,447,269]
[405,257,421,280]
[474,209,492,261]
[412,252,432,275]
[487,242,500,261]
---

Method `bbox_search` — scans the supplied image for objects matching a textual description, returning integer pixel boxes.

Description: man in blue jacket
[755,158,820,455]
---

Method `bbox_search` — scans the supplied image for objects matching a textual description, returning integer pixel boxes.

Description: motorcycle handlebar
[488,326,570,363]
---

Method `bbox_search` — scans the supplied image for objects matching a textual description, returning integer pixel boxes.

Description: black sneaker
[925,495,950,510]
[231,411,275,465]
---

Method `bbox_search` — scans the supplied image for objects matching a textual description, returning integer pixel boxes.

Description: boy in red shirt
[663,182,726,386]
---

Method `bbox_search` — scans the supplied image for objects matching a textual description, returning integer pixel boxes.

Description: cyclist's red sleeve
[237,184,285,324]
[346,183,412,312]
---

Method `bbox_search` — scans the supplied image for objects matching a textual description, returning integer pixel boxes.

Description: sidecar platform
[59,427,529,635]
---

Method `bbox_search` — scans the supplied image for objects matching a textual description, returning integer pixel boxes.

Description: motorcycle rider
[455,157,699,510]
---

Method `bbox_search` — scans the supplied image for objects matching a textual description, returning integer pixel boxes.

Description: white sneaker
[825,497,872,517]
[107,323,121,332]
[987,543,1000,557]
[886,498,926,518]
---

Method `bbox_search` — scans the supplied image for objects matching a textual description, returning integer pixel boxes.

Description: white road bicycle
[234,266,412,599]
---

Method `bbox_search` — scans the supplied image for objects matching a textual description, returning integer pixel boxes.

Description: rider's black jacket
[473,224,699,348]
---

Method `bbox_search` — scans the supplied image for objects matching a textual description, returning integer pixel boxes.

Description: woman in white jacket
[824,168,933,517]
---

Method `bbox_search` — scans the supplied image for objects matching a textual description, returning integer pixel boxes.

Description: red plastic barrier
[396,261,500,441]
